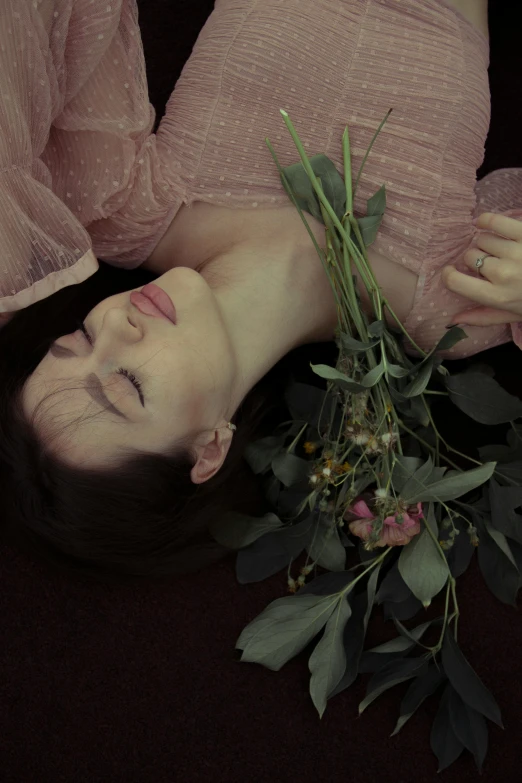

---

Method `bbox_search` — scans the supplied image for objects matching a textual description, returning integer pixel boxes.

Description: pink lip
[130,283,177,325]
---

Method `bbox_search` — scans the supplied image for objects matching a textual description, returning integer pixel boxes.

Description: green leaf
[398,522,450,608]
[402,461,496,504]
[237,592,339,671]
[306,521,347,571]
[358,657,428,714]
[433,325,468,353]
[361,361,385,388]
[441,631,504,728]
[271,452,311,487]
[484,519,519,571]
[448,687,488,774]
[310,363,366,392]
[385,361,411,379]
[401,359,434,398]
[401,457,440,501]
[309,595,352,717]
[356,214,383,246]
[390,663,445,736]
[236,517,312,584]
[430,684,465,772]
[367,619,433,654]
[489,478,522,545]
[281,154,346,222]
[244,435,286,474]
[209,511,282,549]
[367,320,386,338]
[340,334,379,353]
[445,372,522,425]
[366,184,386,216]
[328,562,383,700]
[391,456,422,495]
[445,516,475,579]
[476,520,520,607]
[284,382,326,425]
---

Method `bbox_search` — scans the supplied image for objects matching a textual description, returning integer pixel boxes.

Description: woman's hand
[441,212,522,326]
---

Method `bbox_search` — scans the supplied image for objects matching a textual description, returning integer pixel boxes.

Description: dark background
[1,2,521,781]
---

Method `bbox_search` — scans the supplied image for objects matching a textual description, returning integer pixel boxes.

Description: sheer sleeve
[0,0,182,317]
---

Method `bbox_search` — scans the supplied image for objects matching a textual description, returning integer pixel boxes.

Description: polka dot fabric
[1,0,522,359]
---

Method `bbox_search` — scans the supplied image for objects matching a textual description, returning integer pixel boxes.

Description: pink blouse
[1,0,522,358]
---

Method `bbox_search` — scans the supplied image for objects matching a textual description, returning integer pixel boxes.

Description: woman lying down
[0,0,521,580]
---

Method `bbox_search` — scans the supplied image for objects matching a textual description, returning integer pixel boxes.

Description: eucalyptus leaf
[340,334,379,353]
[244,435,286,474]
[310,363,366,392]
[367,619,433,654]
[390,663,446,737]
[272,452,311,487]
[448,687,488,774]
[398,524,450,608]
[489,478,522,545]
[401,461,496,504]
[368,320,386,338]
[328,562,382,698]
[401,360,434,398]
[236,516,312,584]
[282,154,346,222]
[284,382,327,426]
[309,595,352,717]
[433,325,468,353]
[366,184,386,216]
[382,592,424,622]
[385,362,411,379]
[391,456,422,495]
[441,631,504,728]
[445,516,475,578]
[209,511,282,549]
[445,372,522,425]
[476,521,520,607]
[237,592,340,671]
[430,684,465,772]
[357,214,383,246]
[361,361,385,388]
[306,522,347,571]
[358,657,428,715]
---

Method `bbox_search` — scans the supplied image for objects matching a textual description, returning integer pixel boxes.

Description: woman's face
[22,267,238,469]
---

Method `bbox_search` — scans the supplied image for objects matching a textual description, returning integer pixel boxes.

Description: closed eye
[77,319,146,407]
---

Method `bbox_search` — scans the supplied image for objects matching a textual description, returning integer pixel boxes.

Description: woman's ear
[190,427,234,484]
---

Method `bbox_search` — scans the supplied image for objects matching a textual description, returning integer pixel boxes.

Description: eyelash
[76,320,145,405]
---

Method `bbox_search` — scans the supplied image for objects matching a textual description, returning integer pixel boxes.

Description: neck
[197,233,337,418]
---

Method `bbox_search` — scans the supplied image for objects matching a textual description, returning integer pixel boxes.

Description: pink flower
[345,499,423,548]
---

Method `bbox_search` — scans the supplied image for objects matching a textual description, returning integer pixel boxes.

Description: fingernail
[445,323,454,328]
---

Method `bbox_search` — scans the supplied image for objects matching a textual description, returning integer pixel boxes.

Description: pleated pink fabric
[1,0,522,358]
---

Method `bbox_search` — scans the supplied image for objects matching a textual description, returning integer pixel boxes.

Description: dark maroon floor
[1,3,521,781]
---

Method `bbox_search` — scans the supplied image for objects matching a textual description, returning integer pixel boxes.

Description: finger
[441,265,505,307]
[462,247,504,278]
[473,231,522,262]
[450,306,522,326]
[474,212,522,241]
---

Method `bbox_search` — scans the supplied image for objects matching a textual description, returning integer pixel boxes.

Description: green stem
[286,421,308,455]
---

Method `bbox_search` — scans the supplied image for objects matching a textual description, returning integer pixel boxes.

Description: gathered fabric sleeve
[0,0,182,317]
[474,169,522,350]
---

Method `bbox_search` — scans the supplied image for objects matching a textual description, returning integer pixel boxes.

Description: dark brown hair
[0,262,298,585]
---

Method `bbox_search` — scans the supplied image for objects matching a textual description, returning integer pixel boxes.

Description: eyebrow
[48,343,131,421]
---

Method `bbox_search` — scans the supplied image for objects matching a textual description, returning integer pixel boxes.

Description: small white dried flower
[380,432,393,444]
[310,474,319,484]
[353,433,370,445]
[374,488,388,499]
[322,467,332,476]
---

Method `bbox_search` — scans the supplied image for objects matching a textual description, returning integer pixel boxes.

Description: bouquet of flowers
[209,109,522,774]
